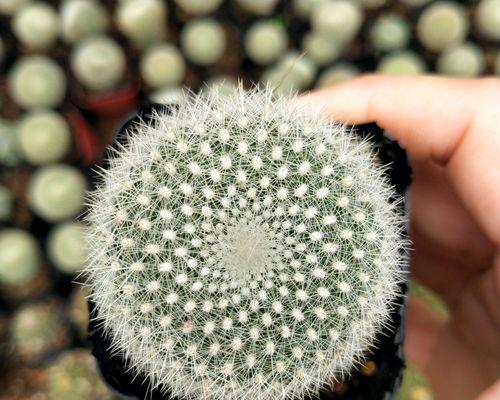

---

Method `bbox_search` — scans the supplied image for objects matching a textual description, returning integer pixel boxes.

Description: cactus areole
[85,87,410,400]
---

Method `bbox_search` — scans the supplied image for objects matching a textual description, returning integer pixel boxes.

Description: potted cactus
[84,87,411,400]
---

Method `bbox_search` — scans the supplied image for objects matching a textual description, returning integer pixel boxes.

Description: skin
[301,76,500,400]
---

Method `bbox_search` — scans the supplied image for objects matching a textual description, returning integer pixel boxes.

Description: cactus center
[218,220,279,280]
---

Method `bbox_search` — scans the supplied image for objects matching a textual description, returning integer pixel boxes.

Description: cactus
[316,63,359,87]
[17,110,71,165]
[47,221,87,274]
[262,51,317,94]
[416,1,469,52]
[475,0,500,41]
[85,87,407,400]
[302,32,343,67]
[28,164,87,222]
[436,43,485,78]
[8,55,66,110]
[11,2,59,50]
[140,43,186,89]
[311,1,363,44]
[0,228,40,286]
[377,51,427,76]
[181,18,226,66]
[11,299,70,363]
[70,36,126,92]
[115,0,167,48]
[0,0,28,15]
[60,0,109,44]
[244,20,288,66]
[46,349,114,400]
[369,14,410,53]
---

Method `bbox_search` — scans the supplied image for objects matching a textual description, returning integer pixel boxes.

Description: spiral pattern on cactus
[85,87,407,400]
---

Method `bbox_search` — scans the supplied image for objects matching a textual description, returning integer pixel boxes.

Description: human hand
[301,76,500,400]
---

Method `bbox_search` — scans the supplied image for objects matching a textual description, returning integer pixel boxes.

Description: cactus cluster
[85,87,407,400]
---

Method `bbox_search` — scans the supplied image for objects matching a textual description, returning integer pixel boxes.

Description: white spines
[84,86,407,400]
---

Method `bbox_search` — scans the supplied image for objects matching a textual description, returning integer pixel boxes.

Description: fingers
[405,297,446,375]
[410,228,470,306]
[411,160,493,260]
[301,75,500,246]
[476,380,500,400]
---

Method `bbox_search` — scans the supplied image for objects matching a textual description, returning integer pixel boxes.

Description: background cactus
[85,87,408,400]
[10,299,70,364]
[45,349,113,400]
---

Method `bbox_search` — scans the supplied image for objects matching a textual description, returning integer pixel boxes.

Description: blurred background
[0,0,497,399]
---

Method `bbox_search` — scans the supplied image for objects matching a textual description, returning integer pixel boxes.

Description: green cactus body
[12,2,60,50]
[11,300,69,363]
[46,349,113,400]
[85,88,407,400]
[115,0,167,48]
[8,56,66,110]
[181,18,226,66]
[28,164,87,222]
[47,221,87,274]
[140,43,186,88]
[316,63,360,87]
[60,0,109,44]
[377,51,427,75]
[71,36,126,92]
[0,228,40,286]
[17,110,71,165]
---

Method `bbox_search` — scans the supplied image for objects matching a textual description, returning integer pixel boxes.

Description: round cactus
[311,0,363,44]
[377,51,427,76]
[11,2,60,50]
[70,36,126,92]
[140,43,186,88]
[11,299,70,363]
[475,0,500,41]
[370,14,410,53]
[60,0,109,44]
[302,32,343,67]
[416,1,469,52]
[28,164,87,222]
[0,228,40,286]
[47,221,87,274]
[244,20,288,66]
[262,51,317,94]
[181,18,226,66]
[0,0,28,15]
[8,55,66,109]
[85,88,407,400]
[436,43,485,77]
[115,0,167,48]
[46,349,113,400]
[316,63,359,87]
[17,110,71,165]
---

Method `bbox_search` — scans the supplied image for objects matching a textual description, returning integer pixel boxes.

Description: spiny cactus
[85,87,407,400]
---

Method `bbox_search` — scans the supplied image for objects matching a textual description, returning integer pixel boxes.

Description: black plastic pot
[88,104,412,400]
